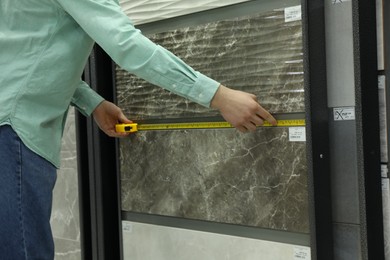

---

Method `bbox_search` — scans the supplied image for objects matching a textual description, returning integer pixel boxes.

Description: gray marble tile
[51,108,81,259]
[116,10,304,119]
[120,128,308,233]
[53,238,81,260]
[51,167,80,241]
[118,8,308,234]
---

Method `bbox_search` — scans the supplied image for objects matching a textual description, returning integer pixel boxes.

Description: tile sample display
[117,6,308,233]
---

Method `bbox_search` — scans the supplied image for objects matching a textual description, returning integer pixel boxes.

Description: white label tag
[285,6,302,22]
[289,127,306,142]
[333,107,355,121]
[294,247,311,260]
[382,178,389,191]
[122,222,133,233]
[332,0,351,4]
[382,165,389,178]
[378,75,386,89]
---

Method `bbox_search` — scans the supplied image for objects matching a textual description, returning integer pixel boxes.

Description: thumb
[118,111,132,124]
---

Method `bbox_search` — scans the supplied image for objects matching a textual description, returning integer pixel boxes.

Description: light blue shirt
[0,0,220,167]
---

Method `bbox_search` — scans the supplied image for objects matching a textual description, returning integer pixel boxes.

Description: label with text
[289,127,306,142]
[285,5,302,22]
[294,247,311,260]
[122,222,133,233]
[382,178,389,191]
[333,107,355,121]
[378,75,386,89]
[382,164,388,178]
[332,0,351,4]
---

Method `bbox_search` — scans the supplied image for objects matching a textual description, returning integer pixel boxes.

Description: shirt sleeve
[71,80,105,116]
[55,0,220,107]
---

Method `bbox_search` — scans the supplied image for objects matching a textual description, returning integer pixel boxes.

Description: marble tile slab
[116,9,304,119]
[51,108,81,259]
[120,128,308,233]
[118,7,308,234]
[53,238,81,260]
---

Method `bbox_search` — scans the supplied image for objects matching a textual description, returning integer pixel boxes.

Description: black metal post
[302,0,334,259]
[352,0,385,259]
[76,45,122,260]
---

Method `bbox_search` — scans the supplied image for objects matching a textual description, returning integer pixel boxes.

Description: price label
[378,75,385,89]
[294,247,311,260]
[382,178,389,191]
[289,127,306,142]
[285,6,302,22]
[382,165,388,178]
[332,0,351,4]
[122,222,133,233]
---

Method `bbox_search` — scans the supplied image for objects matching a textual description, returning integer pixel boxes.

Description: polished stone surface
[121,128,308,233]
[118,9,308,233]
[51,108,81,260]
[116,9,304,119]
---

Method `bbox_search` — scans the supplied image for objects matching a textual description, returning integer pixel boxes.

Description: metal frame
[352,0,384,259]
[302,1,333,259]
[76,46,122,260]
[384,0,390,173]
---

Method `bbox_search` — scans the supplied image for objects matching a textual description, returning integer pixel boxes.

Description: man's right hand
[210,85,277,133]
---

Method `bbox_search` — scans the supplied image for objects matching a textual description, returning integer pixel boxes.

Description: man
[0,0,276,259]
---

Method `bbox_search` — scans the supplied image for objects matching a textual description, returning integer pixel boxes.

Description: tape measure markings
[115,119,305,133]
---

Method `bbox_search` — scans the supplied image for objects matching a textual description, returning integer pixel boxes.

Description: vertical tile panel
[377,0,384,70]
[51,108,81,260]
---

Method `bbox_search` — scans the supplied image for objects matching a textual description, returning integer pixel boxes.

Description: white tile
[122,221,310,260]
[377,0,384,70]
[382,178,390,260]
[119,0,251,25]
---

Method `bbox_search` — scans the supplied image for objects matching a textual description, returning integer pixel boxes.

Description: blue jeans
[0,125,57,260]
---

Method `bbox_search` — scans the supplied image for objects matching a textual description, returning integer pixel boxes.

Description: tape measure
[115,119,305,133]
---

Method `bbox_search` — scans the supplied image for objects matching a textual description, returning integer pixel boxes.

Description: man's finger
[257,108,277,126]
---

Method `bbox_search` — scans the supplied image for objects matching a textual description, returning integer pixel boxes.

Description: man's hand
[211,85,277,132]
[92,100,132,137]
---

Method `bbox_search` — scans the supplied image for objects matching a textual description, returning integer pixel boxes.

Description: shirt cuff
[71,81,105,116]
[187,73,220,107]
